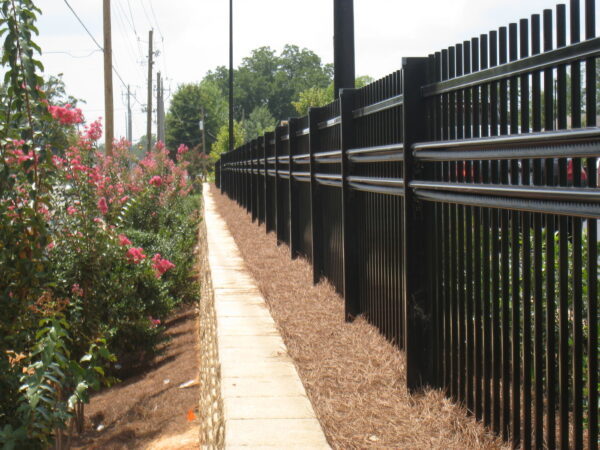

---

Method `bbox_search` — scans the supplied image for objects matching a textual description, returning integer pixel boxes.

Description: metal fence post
[275,126,283,245]
[251,140,257,222]
[340,88,359,320]
[246,143,251,212]
[259,135,266,226]
[308,107,322,284]
[237,148,241,205]
[245,144,250,212]
[402,57,432,391]
[265,131,275,234]
[288,118,299,259]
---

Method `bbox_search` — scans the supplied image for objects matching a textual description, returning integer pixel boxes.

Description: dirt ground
[211,185,507,450]
[71,305,200,450]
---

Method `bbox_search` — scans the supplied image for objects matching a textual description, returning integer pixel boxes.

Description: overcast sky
[35,0,589,142]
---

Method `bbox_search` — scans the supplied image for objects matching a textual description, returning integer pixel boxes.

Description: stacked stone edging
[198,194,225,448]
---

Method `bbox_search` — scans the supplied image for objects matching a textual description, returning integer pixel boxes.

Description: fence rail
[216,1,599,448]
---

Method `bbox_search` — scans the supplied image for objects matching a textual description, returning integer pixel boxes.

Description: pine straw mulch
[71,305,201,450]
[211,184,507,450]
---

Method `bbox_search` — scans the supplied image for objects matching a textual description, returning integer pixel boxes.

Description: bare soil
[211,184,507,449]
[71,305,200,450]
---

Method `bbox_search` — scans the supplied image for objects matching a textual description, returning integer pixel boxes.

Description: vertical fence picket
[275,126,283,245]
[289,118,299,259]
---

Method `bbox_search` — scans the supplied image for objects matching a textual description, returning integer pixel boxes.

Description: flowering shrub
[0,2,200,445]
[47,103,84,125]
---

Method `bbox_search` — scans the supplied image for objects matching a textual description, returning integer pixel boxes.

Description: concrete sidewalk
[203,184,330,449]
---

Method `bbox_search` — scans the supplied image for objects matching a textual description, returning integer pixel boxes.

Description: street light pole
[333,0,355,98]
[228,0,234,152]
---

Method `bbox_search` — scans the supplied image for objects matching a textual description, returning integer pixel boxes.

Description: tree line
[164,44,372,159]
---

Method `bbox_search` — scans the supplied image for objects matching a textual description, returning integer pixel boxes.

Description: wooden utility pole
[126,85,132,146]
[103,0,114,155]
[146,29,154,153]
[156,72,165,143]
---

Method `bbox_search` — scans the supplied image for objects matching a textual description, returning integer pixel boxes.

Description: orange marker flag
[186,408,196,422]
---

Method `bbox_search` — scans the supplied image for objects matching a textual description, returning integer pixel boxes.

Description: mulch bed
[71,305,200,450]
[211,185,507,449]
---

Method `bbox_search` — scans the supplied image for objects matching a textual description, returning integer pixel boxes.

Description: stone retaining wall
[197,196,225,448]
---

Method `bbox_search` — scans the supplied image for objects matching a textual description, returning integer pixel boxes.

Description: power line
[62,0,143,107]
[125,0,140,39]
[148,0,163,41]
[138,0,153,30]
[146,0,169,83]
[44,49,102,58]
[112,0,147,80]
[63,0,103,51]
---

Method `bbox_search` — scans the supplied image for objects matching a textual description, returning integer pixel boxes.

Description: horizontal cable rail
[422,36,600,96]
[347,143,404,163]
[414,189,600,218]
[410,180,600,203]
[352,94,403,118]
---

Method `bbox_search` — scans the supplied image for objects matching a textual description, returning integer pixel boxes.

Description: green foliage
[211,120,246,158]
[292,75,374,115]
[165,80,227,154]
[242,105,276,140]
[132,133,155,157]
[204,44,333,123]
[2,317,114,449]
[123,194,201,305]
[292,85,332,115]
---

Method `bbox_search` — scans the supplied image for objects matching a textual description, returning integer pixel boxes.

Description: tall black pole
[333,0,355,98]
[228,0,234,152]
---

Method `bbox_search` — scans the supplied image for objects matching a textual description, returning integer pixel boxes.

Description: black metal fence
[216,1,599,448]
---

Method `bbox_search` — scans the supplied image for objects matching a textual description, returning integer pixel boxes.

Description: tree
[292,75,374,115]
[203,44,333,123]
[242,105,276,140]
[132,133,156,159]
[0,74,81,153]
[210,120,246,159]
[165,79,227,156]
[292,86,332,115]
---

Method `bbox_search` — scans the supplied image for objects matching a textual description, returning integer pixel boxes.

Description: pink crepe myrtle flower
[148,316,161,328]
[151,253,175,278]
[14,149,34,164]
[127,247,146,264]
[47,103,84,125]
[177,144,189,155]
[98,197,108,215]
[71,284,84,297]
[120,195,130,204]
[85,119,103,141]
[118,234,132,246]
[67,205,78,215]
[149,175,162,187]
